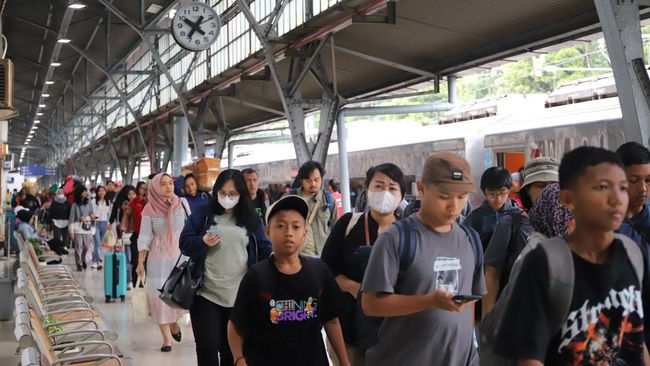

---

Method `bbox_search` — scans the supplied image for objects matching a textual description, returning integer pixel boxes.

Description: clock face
[171,3,221,52]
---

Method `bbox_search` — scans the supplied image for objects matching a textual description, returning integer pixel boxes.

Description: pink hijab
[142,173,182,247]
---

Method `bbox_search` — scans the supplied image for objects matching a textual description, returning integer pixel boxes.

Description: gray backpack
[478,234,644,366]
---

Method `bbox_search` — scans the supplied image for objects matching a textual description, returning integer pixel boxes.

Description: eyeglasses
[485,190,510,200]
[218,191,240,198]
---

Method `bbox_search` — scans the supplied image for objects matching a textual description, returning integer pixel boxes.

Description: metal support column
[448,75,457,104]
[336,112,351,213]
[595,0,650,146]
[172,115,189,176]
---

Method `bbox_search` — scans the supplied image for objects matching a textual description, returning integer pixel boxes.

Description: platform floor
[73,256,198,366]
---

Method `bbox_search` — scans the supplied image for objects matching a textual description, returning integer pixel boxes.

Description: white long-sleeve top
[90,199,112,222]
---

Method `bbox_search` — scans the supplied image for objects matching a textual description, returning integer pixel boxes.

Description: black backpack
[496,212,530,296]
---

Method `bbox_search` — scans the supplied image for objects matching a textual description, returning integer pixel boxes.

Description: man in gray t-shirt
[361,151,486,366]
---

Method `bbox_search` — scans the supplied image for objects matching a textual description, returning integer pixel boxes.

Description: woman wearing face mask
[136,174,190,352]
[179,169,272,366]
[50,189,72,251]
[321,163,406,366]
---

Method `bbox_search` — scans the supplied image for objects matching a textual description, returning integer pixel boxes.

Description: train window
[582,138,589,146]
[600,135,605,148]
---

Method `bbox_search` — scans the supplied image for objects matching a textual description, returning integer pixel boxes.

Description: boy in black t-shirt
[228,195,350,366]
[494,147,650,365]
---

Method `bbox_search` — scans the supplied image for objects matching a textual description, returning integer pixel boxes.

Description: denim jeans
[92,220,108,264]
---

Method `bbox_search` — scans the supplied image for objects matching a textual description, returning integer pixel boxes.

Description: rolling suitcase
[104,247,127,303]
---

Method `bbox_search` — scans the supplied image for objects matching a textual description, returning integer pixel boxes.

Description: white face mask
[367,190,401,214]
[218,195,240,209]
[56,194,65,200]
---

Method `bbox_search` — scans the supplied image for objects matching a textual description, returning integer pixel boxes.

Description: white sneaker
[90,263,98,269]
[127,283,133,291]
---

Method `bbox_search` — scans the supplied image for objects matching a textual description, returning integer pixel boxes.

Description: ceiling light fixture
[39,104,46,108]
[57,39,71,44]
[33,120,40,124]
[68,3,86,9]
[42,94,50,97]
[51,62,61,67]
[45,81,54,85]
[36,113,43,116]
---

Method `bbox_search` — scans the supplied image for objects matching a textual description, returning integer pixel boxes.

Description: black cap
[266,195,309,223]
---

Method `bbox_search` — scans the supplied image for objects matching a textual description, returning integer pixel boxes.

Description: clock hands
[187,16,205,39]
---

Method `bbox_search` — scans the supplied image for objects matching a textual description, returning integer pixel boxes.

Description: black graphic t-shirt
[230,255,344,366]
[495,239,647,365]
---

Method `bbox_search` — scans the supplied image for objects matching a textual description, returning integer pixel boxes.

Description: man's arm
[227,321,248,366]
[482,265,501,316]
[362,289,470,317]
[324,319,350,366]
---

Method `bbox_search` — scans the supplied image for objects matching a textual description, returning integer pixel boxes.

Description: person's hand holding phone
[431,289,474,313]
[203,233,221,247]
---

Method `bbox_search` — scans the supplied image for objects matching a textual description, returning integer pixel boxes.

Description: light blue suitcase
[104,250,127,302]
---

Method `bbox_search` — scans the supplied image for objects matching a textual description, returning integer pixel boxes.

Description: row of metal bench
[12,231,125,365]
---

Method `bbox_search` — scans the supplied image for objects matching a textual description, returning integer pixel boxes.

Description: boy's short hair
[616,142,650,167]
[559,146,623,189]
[480,167,513,192]
[266,195,309,224]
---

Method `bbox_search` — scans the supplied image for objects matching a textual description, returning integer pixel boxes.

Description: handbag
[132,277,150,323]
[158,254,204,310]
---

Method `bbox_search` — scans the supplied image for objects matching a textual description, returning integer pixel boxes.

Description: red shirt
[332,191,343,218]
[129,196,147,234]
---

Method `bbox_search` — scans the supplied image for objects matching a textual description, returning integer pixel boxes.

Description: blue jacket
[625,203,650,242]
[179,203,272,267]
[463,199,521,250]
[174,175,211,214]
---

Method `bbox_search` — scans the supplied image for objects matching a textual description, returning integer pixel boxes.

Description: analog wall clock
[171,2,221,51]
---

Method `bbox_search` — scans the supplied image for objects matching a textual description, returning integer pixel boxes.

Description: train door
[496,151,526,173]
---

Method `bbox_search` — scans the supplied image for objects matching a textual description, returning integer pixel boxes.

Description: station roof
[3,0,643,171]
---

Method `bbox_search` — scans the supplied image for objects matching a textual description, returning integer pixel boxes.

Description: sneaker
[97,264,103,270]
[76,265,82,272]
[127,283,133,291]
[82,262,87,270]
[91,263,98,269]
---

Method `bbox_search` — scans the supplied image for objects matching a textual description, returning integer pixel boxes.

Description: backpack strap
[539,237,575,335]
[395,217,417,277]
[323,190,335,217]
[459,223,483,272]
[614,233,644,291]
[345,213,364,238]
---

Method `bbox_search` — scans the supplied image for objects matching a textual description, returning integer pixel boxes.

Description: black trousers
[52,226,69,248]
[129,232,140,287]
[190,295,233,366]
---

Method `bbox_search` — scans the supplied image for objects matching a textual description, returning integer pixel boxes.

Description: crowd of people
[9,141,650,366]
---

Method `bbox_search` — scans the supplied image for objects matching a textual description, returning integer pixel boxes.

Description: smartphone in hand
[452,295,481,304]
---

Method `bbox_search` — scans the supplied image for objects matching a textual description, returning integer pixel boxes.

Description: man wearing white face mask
[180,169,272,365]
[321,163,406,365]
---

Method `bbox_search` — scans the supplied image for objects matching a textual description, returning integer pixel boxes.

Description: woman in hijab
[528,183,574,240]
[136,173,190,352]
